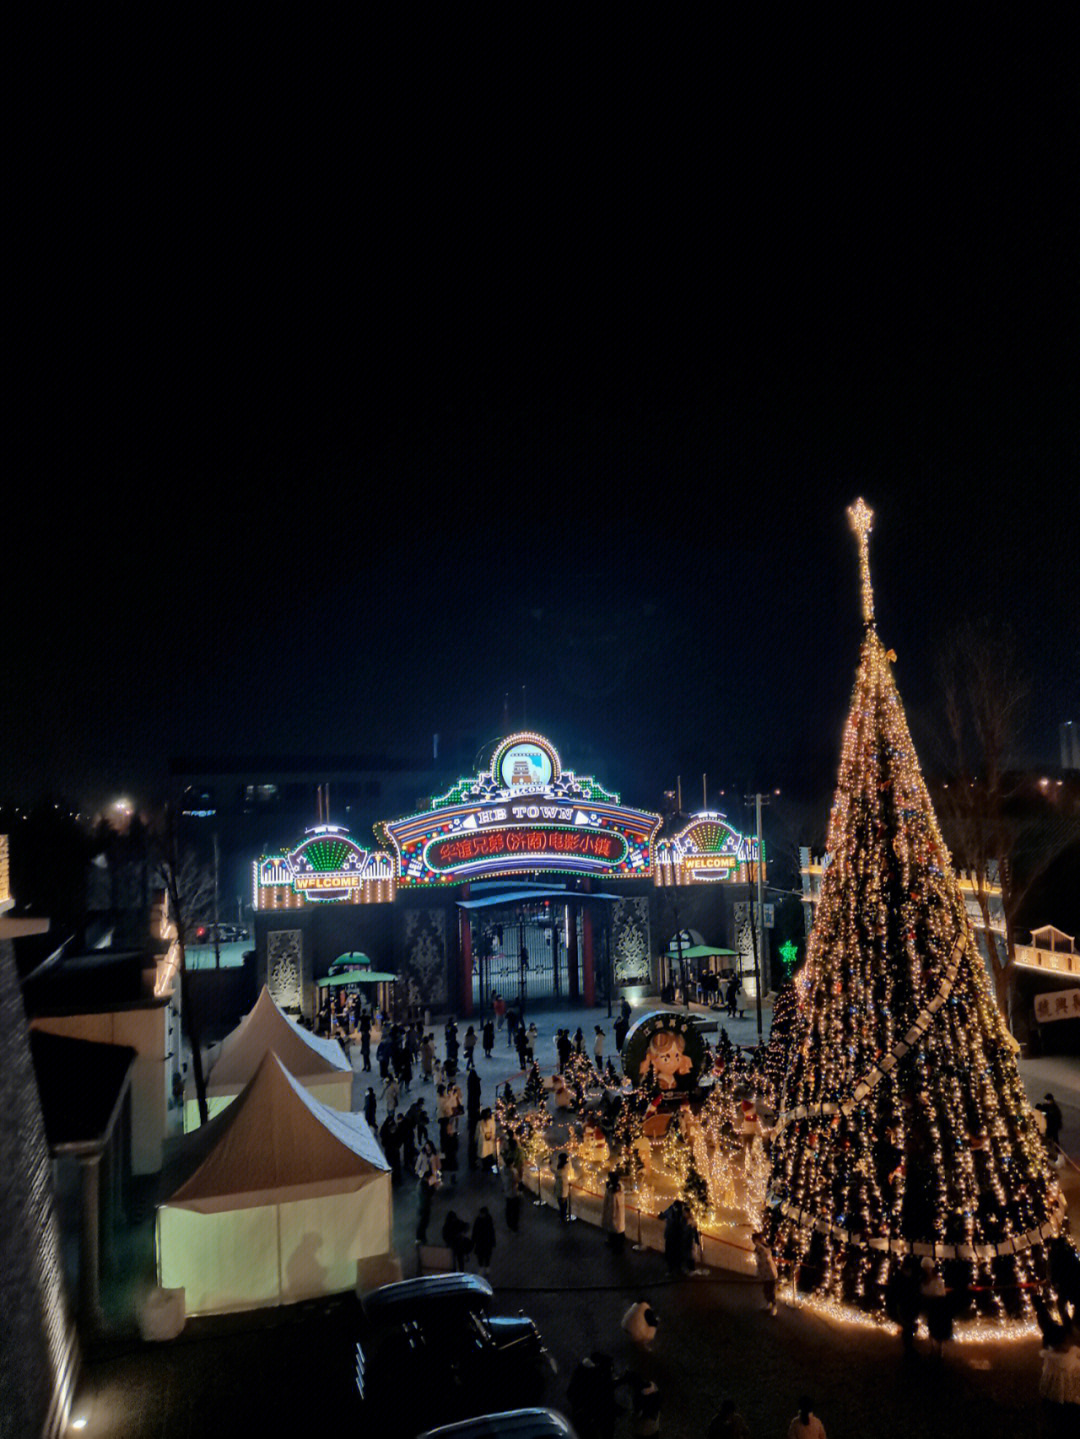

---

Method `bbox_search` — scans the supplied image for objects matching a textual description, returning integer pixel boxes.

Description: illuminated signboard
[654,813,762,885]
[379,732,661,886]
[254,826,395,908]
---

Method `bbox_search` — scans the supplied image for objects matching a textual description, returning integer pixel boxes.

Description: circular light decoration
[623,1011,708,1092]
[289,827,371,902]
[491,732,561,790]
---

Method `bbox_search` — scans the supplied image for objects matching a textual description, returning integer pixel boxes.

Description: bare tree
[152,808,215,1125]
[932,619,1080,1027]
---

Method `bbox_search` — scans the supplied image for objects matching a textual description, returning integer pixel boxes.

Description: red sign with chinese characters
[426,825,627,873]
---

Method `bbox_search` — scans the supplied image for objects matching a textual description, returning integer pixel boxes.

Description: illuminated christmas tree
[764,978,799,1108]
[765,500,1064,1320]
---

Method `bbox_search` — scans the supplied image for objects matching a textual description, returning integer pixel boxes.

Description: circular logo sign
[623,1011,707,1092]
[494,735,557,789]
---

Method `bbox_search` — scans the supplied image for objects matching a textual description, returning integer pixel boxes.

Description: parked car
[357,1275,555,1434]
[417,1409,577,1438]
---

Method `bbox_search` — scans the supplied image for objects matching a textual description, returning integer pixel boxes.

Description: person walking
[421,1033,436,1083]
[415,1150,439,1244]
[359,1007,372,1071]
[507,1007,520,1049]
[567,1352,621,1439]
[614,1013,629,1053]
[787,1396,826,1439]
[752,1232,778,1315]
[399,1047,413,1093]
[594,1026,606,1070]
[463,1025,477,1070]
[364,1086,378,1132]
[472,1204,496,1276]
[445,1019,459,1068]
[442,1211,471,1271]
[525,1022,538,1062]
[379,1113,401,1185]
[629,1375,661,1437]
[493,992,506,1031]
[376,1032,394,1079]
[707,1397,751,1438]
[466,1068,483,1169]
[620,1299,658,1350]
[515,1023,529,1073]
[482,1018,495,1059]
[1037,1092,1064,1152]
[602,1170,626,1254]
[554,1151,574,1222]
[382,1074,400,1118]
[475,1107,497,1176]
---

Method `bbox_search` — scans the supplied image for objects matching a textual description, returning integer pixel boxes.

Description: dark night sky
[5,20,1078,816]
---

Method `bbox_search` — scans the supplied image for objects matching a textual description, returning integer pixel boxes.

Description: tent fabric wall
[158,1053,392,1314]
[157,1174,392,1314]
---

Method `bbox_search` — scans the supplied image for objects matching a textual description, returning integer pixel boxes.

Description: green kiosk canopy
[318,953,399,987]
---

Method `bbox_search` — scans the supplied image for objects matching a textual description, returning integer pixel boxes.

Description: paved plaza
[68,999,1080,1438]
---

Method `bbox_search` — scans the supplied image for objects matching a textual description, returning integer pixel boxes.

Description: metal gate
[470,904,578,1008]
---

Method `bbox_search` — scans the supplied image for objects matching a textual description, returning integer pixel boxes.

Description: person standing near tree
[557,1028,572,1074]
[476,1107,497,1176]
[501,1139,523,1233]
[515,1022,529,1072]
[526,1022,538,1062]
[602,1170,626,1253]
[752,1232,778,1313]
[594,1026,606,1070]
[554,1151,574,1222]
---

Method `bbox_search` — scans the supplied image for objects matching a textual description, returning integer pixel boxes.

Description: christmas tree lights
[765,500,1064,1321]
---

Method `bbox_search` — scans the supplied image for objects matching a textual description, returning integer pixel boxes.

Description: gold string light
[765,500,1064,1323]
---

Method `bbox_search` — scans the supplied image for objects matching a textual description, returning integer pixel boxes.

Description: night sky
[6,24,1078,817]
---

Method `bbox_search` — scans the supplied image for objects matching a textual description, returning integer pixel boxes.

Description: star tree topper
[847,497,875,626]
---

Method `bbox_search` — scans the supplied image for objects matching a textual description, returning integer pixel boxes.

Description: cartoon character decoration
[623,1012,706,1095]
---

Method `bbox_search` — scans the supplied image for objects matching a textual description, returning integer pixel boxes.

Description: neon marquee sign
[379,732,660,886]
[654,814,761,885]
[255,826,395,906]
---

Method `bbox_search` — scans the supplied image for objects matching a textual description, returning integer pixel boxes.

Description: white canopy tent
[185,985,353,1129]
[159,1051,391,1314]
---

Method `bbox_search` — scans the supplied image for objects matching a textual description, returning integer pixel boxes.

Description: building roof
[29,1030,136,1154]
[164,1051,387,1214]
[22,947,169,1016]
[207,985,352,1090]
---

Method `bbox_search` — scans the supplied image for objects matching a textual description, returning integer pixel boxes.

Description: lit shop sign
[255,826,395,907]
[426,825,629,875]
[654,814,762,884]
[379,732,661,885]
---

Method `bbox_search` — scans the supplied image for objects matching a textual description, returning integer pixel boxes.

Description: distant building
[0,835,79,1438]
[799,847,1005,970]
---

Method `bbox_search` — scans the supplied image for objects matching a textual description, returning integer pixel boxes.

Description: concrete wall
[31,1008,170,1176]
[0,937,78,1437]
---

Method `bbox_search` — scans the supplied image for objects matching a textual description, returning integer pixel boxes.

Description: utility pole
[662,786,691,1013]
[742,791,773,1041]
[212,831,221,970]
